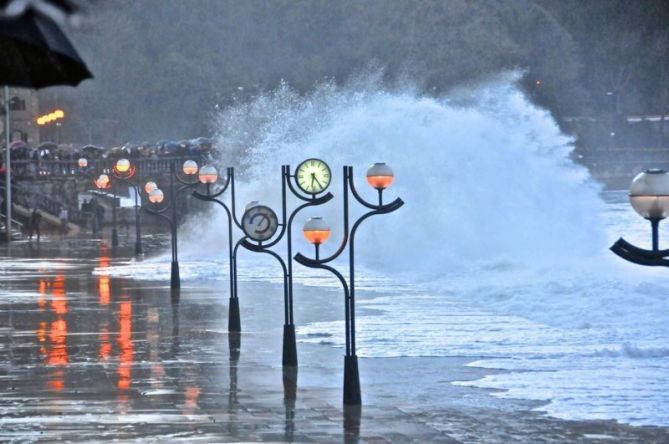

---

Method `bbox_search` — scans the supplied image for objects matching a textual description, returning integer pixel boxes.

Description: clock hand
[313,176,324,188]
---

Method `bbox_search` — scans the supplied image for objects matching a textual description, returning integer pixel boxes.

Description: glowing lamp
[630,169,669,220]
[78,158,88,168]
[98,174,110,186]
[149,189,164,204]
[303,217,331,245]
[198,165,218,184]
[183,160,198,175]
[116,158,131,173]
[366,163,394,190]
[144,181,157,194]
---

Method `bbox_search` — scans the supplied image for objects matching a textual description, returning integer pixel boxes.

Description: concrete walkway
[0,237,668,442]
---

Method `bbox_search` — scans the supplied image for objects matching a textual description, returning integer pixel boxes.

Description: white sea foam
[103,74,669,426]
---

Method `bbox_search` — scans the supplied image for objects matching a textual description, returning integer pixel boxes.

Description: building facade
[1,87,40,146]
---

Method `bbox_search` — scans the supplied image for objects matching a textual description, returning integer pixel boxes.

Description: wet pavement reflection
[0,238,378,442]
[1,237,669,442]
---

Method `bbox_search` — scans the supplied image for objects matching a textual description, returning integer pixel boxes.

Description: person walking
[29,207,41,241]
[59,207,69,237]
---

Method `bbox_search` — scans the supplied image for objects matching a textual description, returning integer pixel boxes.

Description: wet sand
[1,235,668,442]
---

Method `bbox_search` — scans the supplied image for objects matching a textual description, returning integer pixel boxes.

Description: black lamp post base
[170,261,180,289]
[343,405,362,442]
[343,355,361,405]
[228,331,241,361]
[228,297,241,332]
[111,228,119,247]
[282,365,298,401]
[135,241,143,257]
[282,323,298,367]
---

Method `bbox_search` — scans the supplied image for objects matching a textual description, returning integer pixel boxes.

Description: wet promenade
[1,236,669,442]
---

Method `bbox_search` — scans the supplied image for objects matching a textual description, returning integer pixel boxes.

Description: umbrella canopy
[0,9,92,88]
[9,139,26,149]
[82,144,103,152]
[38,141,57,151]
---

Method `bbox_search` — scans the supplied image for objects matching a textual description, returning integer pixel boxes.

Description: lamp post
[111,158,144,256]
[191,165,243,333]
[236,160,333,367]
[294,163,403,405]
[94,172,119,248]
[142,159,200,289]
[611,169,669,265]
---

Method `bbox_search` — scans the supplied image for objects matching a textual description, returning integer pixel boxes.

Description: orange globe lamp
[149,189,164,204]
[182,160,198,176]
[144,181,157,194]
[198,165,218,184]
[115,158,131,173]
[366,163,394,190]
[303,217,331,245]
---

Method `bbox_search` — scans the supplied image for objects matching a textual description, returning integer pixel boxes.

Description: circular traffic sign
[242,204,279,242]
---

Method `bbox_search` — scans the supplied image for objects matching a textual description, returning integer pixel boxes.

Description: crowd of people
[1,137,216,165]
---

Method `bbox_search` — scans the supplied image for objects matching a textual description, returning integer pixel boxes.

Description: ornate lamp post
[611,169,669,265]
[237,160,333,367]
[111,158,144,256]
[294,163,403,405]
[142,159,201,289]
[191,165,243,332]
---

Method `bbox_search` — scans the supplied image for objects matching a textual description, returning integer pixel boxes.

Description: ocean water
[101,75,669,426]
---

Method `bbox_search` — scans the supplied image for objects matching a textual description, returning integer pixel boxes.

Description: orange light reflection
[117,301,133,390]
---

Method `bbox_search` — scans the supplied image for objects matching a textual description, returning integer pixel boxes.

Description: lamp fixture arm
[347,166,403,211]
[229,167,243,229]
[140,205,174,231]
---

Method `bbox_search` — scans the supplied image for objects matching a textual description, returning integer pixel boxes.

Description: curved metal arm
[260,192,334,250]
[242,239,288,274]
[191,171,231,200]
[294,252,351,355]
[228,168,244,229]
[612,237,669,258]
[611,240,669,267]
[141,205,175,230]
[293,254,350,305]
[347,166,403,211]
[285,165,325,203]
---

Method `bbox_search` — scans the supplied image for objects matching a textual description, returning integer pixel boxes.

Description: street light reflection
[117,300,133,391]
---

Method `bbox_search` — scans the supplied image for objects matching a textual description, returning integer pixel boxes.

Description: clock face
[295,158,331,194]
[242,205,279,242]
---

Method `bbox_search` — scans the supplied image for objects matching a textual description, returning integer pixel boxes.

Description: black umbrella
[0,9,92,88]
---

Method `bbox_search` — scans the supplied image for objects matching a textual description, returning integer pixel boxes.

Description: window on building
[9,97,26,111]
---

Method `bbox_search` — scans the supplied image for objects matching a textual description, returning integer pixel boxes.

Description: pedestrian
[95,201,105,235]
[119,208,129,231]
[29,207,41,241]
[59,207,69,237]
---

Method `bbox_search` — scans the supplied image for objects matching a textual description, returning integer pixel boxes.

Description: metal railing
[7,155,209,179]
[0,184,84,225]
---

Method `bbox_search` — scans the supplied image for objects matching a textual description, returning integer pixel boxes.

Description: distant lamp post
[191,164,243,332]
[142,159,201,289]
[611,169,669,265]
[112,158,144,256]
[294,164,403,405]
